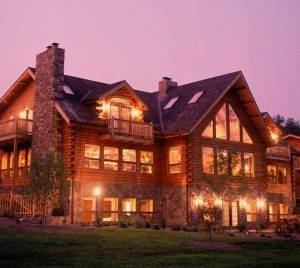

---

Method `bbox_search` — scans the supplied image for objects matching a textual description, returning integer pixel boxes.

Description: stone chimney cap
[46,45,52,50]
[52,42,59,47]
[163,77,172,81]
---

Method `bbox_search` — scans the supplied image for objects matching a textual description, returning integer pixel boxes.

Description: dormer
[262,112,282,144]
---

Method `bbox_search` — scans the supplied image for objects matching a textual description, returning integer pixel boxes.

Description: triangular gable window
[164,97,179,109]
[202,121,213,137]
[63,85,75,95]
[243,127,253,144]
[229,105,240,142]
[188,91,203,104]
[215,104,227,139]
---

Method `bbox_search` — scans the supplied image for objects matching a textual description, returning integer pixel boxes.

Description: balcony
[266,145,290,161]
[105,117,153,143]
[0,118,33,145]
[294,157,300,170]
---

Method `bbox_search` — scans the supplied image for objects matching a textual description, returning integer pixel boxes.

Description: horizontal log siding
[191,93,268,191]
[72,126,163,185]
[0,82,35,121]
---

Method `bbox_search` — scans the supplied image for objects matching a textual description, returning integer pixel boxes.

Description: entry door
[111,104,131,133]
[223,201,238,226]
[83,199,93,222]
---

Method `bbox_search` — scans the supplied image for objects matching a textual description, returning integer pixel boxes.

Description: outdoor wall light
[256,199,265,209]
[214,198,222,207]
[240,199,247,208]
[94,187,101,197]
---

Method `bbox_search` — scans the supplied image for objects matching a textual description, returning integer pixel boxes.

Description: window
[202,121,213,138]
[267,165,277,183]
[103,198,118,222]
[217,149,228,175]
[122,198,136,216]
[267,165,287,184]
[231,151,241,176]
[84,144,100,169]
[269,203,288,222]
[140,151,153,174]
[246,202,257,222]
[140,199,153,221]
[18,149,26,176]
[104,147,118,171]
[1,152,8,178]
[215,104,227,139]
[244,152,254,177]
[229,105,240,142]
[242,127,253,144]
[202,147,214,174]
[164,97,179,109]
[63,85,75,95]
[188,91,203,104]
[169,146,182,174]
[122,149,136,172]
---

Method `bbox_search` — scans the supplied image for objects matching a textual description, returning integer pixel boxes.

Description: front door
[83,199,94,222]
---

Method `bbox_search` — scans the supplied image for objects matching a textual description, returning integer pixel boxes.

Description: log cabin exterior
[0,44,297,226]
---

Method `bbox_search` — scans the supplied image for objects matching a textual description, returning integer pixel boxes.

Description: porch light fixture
[94,187,101,197]
[256,199,265,209]
[195,197,204,206]
[94,187,101,226]
[240,199,247,208]
[214,198,222,207]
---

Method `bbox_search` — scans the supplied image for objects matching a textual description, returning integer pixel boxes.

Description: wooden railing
[266,146,290,161]
[0,118,33,138]
[0,193,35,216]
[107,117,153,142]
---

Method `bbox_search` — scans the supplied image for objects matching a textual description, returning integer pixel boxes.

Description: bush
[236,223,247,233]
[161,218,166,229]
[119,220,128,228]
[171,225,181,231]
[192,226,199,232]
[135,218,145,228]
[152,224,160,230]
[2,211,10,217]
[52,207,64,216]
[145,221,151,228]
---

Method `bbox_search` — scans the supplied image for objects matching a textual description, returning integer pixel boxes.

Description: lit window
[140,151,153,174]
[103,198,118,222]
[104,147,118,171]
[122,198,136,216]
[188,91,203,104]
[164,97,179,109]
[269,203,288,222]
[229,105,240,142]
[169,146,182,173]
[202,147,214,174]
[140,199,153,221]
[217,149,228,175]
[277,167,287,184]
[231,151,241,176]
[267,165,277,183]
[63,85,75,95]
[1,152,8,178]
[122,149,136,172]
[246,202,257,222]
[202,121,213,138]
[243,127,253,144]
[244,152,254,177]
[215,104,227,139]
[84,144,100,169]
[279,204,288,219]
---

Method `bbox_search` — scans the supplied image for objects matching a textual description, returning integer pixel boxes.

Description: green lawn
[0,227,299,267]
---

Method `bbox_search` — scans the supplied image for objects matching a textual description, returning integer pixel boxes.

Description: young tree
[22,152,68,226]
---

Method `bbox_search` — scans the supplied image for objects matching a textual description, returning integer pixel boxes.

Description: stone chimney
[32,43,65,155]
[159,77,177,98]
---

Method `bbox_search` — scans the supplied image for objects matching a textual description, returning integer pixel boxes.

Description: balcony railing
[107,117,153,142]
[266,145,290,161]
[294,157,300,170]
[0,118,33,138]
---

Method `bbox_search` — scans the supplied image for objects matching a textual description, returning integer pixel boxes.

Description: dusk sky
[0,0,299,119]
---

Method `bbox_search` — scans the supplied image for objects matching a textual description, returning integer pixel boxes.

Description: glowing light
[271,132,279,142]
[240,199,247,208]
[19,111,26,119]
[94,187,101,197]
[195,198,204,206]
[102,102,110,112]
[256,199,265,209]
[132,108,142,119]
[214,198,222,206]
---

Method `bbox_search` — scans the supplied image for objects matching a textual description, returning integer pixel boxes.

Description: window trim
[84,144,100,169]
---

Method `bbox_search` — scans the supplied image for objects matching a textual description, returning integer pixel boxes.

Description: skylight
[188,91,203,104]
[63,85,75,95]
[164,97,179,109]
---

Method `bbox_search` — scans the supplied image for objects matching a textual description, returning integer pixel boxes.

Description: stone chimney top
[159,77,178,98]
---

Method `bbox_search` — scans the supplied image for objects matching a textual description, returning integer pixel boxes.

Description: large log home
[0,44,296,226]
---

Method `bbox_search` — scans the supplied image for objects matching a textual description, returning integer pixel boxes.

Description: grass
[0,227,300,267]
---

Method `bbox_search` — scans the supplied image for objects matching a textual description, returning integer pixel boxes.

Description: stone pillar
[32,43,65,156]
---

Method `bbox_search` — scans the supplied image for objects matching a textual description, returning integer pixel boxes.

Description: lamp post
[94,187,101,226]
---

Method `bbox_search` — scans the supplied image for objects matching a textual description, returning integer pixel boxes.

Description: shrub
[145,221,151,228]
[171,225,181,231]
[52,207,64,216]
[236,223,247,233]
[152,224,160,230]
[135,218,145,228]
[161,218,166,229]
[2,211,10,217]
[192,226,199,232]
[119,220,128,228]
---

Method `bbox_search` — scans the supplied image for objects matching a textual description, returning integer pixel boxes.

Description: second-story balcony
[0,118,33,145]
[104,117,153,143]
[266,145,290,161]
[294,157,300,170]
